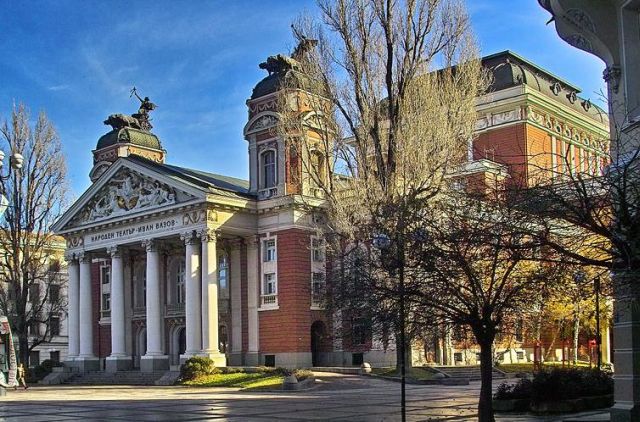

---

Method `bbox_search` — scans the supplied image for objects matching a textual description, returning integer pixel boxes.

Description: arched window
[310,150,325,188]
[261,150,277,189]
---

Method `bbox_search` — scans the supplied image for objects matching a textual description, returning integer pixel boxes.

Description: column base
[140,355,169,372]
[245,352,259,366]
[229,352,243,366]
[199,351,227,367]
[105,356,133,372]
[75,356,100,372]
[611,403,640,422]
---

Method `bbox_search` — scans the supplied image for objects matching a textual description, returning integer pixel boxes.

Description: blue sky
[0,1,607,198]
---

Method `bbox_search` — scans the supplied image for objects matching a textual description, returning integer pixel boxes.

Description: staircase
[64,370,167,386]
[431,365,506,381]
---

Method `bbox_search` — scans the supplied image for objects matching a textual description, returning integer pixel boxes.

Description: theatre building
[54,46,610,373]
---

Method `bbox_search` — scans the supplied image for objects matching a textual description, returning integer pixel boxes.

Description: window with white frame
[100,266,111,315]
[261,150,277,189]
[311,238,325,262]
[263,273,277,296]
[176,259,186,304]
[263,239,276,262]
[218,254,228,289]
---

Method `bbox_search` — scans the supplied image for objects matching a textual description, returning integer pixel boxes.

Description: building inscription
[85,216,183,246]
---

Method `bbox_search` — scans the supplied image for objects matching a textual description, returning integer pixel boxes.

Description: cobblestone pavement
[0,373,609,421]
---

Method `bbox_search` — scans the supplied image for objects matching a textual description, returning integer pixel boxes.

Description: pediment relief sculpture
[70,168,191,227]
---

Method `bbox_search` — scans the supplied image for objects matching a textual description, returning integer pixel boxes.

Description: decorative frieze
[71,168,182,227]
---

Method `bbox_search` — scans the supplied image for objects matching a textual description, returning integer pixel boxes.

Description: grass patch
[372,366,435,380]
[182,372,284,388]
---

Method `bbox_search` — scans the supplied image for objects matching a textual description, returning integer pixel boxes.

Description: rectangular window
[29,351,40,367]
[49,351,60,363]
[516,351,524,360]
[100,266,111,314]
[263,273,277,295]
[311,238,325,262]
[454,352,463,362]
[263,239,276,262]
[50,317,60,336]
[29,283,40,303]
[218,255,228,289]
[49,284,60,303]
[351,319,367,346]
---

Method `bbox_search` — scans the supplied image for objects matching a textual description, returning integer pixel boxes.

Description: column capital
[78,252,91,264]
[180,231,198,245]
[141,239,157,252]
[64,251,78,263]
[197,228,219,243]
[107,246,123,258]
[225,237,243,250]
[245,235,260,249]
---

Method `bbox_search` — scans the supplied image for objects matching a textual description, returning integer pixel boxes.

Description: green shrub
[220,367,242,374]
[293,369,314,381]
[180,357,220,380]
[494,379,532,400]
[495,368,613,403]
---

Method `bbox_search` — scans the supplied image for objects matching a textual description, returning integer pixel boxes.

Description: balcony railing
[260,294,278,307]
[133,306,146,317]
[165,303,185,316]
[311,292,324,309]
[100,309,111,318]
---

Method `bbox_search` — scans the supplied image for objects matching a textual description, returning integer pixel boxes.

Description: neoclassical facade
[53,48,340,372]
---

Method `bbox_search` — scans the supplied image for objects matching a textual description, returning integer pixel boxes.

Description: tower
[244,41,331,200]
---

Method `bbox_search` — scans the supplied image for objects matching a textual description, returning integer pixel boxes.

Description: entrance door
[311,321,326,367]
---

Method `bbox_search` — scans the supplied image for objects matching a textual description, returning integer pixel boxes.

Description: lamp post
[373,232,406,422]
[0,150,24,218]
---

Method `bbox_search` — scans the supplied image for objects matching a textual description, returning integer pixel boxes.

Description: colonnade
[65,230,261,372]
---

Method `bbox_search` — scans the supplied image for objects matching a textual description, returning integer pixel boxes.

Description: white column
[230,240,242,360]
[181,232,201,356]
[246,236,259,364]
[143,239,162,356]
[199,229,225,365]
[65,253,80,361]
[108,247,126,357]
[78,254,94,358]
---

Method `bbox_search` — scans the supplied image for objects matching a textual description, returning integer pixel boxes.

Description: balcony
[100,309,111,318]
[260,294,278,308]
[133,306,146,317]
[311,292,324,309]
[165,302,185,316]
[258,187,278,200]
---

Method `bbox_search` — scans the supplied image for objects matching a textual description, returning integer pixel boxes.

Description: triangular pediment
[54,159,203,232]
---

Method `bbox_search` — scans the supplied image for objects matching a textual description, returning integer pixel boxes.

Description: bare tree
[0,104,69,366]
[276,1,486,420]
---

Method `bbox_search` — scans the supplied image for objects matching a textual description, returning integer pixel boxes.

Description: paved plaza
[0,373,609,421]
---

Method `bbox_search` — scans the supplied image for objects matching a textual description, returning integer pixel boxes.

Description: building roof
[125,155,254,199]
[481,50,608,124]
[96,127,163,151]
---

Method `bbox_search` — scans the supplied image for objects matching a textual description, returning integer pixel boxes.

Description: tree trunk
[573,314,580,365]
[478,338,496,422]
[19,332,29,367]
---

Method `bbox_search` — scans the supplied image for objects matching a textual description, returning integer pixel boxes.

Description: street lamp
[373,232,406,422]
[0,150,24,218]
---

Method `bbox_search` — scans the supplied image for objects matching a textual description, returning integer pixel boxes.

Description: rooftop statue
[103,87,157,131]
[258,37,318,76]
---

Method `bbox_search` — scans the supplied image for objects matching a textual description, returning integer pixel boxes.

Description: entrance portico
[55,158,258,372]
